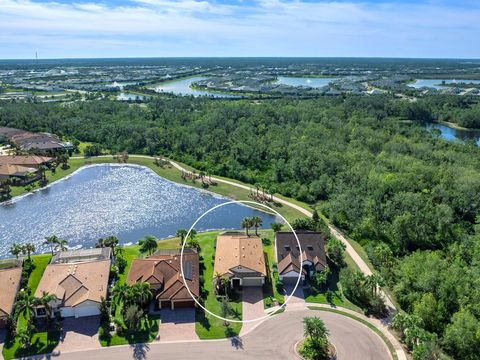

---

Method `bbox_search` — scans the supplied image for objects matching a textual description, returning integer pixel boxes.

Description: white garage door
[242,277,264,286]
[60,307,75,318]
[74,305,100,318]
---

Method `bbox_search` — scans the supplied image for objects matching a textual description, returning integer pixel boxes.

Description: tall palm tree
[10,243,24,259]
[303,316,329,343]
[55,239,68,252]
[128,282,152,306]
[103,236,119,255]
[44,235,59,255]
[251,216,263,236]
[176,229,188,246]
[188,229,197,241]
[38,165,48,185]
[112,283,129,305]
[139,235,158,256]
[241,217,253,236]
[16,291,37,318]
[36,291,57,324]
[214,272,223,293]
[22,243,35,261]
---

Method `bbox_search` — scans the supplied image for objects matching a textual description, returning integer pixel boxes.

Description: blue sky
[0,0,479,59]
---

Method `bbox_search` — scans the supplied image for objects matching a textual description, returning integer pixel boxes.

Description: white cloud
[0,0,479,58]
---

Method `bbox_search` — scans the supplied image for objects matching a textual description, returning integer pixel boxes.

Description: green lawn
[194,232,243,339]
[2,254,56,360]
[99,315,160,346]
[259,230,285,308]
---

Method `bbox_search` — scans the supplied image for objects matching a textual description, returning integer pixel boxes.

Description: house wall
[60,300,100,318]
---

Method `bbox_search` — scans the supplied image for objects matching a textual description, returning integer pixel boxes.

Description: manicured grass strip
[195,232,242,339]
[100,315,160,346]
[27,254,52,292]
[307,306,398,360]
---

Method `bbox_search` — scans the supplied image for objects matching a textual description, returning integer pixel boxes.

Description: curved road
[54,309,391,360]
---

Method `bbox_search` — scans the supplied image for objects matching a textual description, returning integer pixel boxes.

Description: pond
[0,164,278,258]
[426,123,480,145]
[275,77,339,88]
[409,79,480,90]
[151,76,235,98]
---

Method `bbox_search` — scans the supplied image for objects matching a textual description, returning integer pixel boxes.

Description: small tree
[16,328,32,349]
[176,229,188,246]
[138,235,158,256]
[10,243,23,259]
[220,297,231,326]
[99,297,110,324]
[241,217,253,236]
[271,222,283,233]
[251,216,263,236]
[44,235,59,255]
[124,305,143,331]
[300,317,330,360]
[21,243,36,261]
[326,238,346,267]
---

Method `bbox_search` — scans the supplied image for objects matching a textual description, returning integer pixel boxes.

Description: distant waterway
[426,123,480,145]
[275,76,339,88]
[0,164,278,258]
[409,79,480,90]
[151,77,235,98]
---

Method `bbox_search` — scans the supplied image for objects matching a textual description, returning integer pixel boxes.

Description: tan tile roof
[0,155,53,167]
[214,232,266,276]
[0,267,22,317]
[0,164,37,176]
[35,259,110,307]
[276,231,327,275]
[127,252,200,301]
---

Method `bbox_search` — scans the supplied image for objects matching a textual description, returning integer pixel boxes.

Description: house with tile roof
[275,231,328,285]
[34,255,111,318]
[0,264,23,328]
[213,232,266,287]
[127,249,199,310]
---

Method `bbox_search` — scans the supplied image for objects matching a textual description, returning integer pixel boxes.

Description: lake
[426,123,480,145]
[117,93,150,101]
[409,79,480,90]
[151,76,235,98]
[275,77,338,88]
[0,164,278,258]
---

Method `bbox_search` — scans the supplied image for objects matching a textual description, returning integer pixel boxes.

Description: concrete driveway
[284,284,305,310]
[158,309,198,342]
[240,287,266,336]
[55,316,101,354]
[54,308,392,360]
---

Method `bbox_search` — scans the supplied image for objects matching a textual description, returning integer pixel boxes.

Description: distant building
[127,249,200,310]
[213,232,266,287]
[0,155,54,184]
[275,231,327,285]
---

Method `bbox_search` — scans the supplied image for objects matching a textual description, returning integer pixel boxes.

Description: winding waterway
[0,164,278,258]
[426,123,480,145]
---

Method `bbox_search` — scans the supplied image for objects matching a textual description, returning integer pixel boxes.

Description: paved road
[51,309,392,360]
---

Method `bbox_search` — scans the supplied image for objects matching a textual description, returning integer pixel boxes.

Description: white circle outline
[180,199,303,324]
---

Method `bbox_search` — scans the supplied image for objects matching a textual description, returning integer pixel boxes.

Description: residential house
[213,232,266,287]
[0,155,54,184]
[34,250,111,318]
[275,231,328,284]
[0,261,23,328]
[127,249,200,310]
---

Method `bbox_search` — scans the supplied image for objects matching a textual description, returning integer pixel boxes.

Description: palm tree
[112,283,128,305]
[44,235,59,255]
[103,235,119,255]
[16,328,31,349]
[241,217,253,236]
[251,216,263,236]
[38,164,48,186]
[128,282,152,306]
[22,243,35,261]
[16,291,37,318]
[220,277,230,296]
[271,222,283,233]
[138,235,158,256]
[10,243,24,259]
[188,229,197,241]
[365,274,385,297]
[188,238,201,252]
[303,316,329,343]
[176,229,188,246]
[36,291,57,324]
[214,272,223,293]
[55,239,68,252]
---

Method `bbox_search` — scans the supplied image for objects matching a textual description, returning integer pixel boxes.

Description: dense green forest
[1,95,479,358]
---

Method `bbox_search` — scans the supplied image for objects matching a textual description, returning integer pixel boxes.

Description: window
[307,245,314,251]
[284,245,291,251]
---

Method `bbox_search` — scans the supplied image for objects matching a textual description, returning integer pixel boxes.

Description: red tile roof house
[34,249,111,319]
[0,155,54,185]
[275,231,328,285]
[0,262,23,328]
[127,249,200,310]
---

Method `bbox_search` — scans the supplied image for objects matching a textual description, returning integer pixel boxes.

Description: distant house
[213,232,266,287]
[0,127,67,154]
[275,231,328,285]
[0,262,23,328]
[34,251,110,318]
[127,249,200,310]
[0,155,54,184]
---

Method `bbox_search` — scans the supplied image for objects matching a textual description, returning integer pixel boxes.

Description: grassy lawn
[194,232,242,339]
[259,230,284,308]
[99,314,160,346]
[2,254,56,360]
